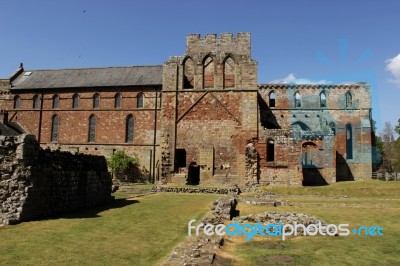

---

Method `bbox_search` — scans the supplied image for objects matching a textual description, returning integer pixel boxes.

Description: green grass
[0,193,220,265]
[233,180,400,265]
[262,180,400,197]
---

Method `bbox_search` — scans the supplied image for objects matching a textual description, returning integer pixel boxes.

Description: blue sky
[1,0,399,132]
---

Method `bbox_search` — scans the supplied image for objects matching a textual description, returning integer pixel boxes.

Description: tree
[395,119,400,171]
[373,135,383,169]
[107,150,139,182]
[395,118,400,137]
[380,122,397,173]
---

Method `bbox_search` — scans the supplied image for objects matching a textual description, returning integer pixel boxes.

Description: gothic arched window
[88,115,96,143]
[223,57,235,88]
[346,123,353,159]
[295,92,301,108]
[115,93,122,108]
[33,95,40,109]
[203,56,214,88]
[14,96,21,109]
[126,115,134,143]
[72,94,79,109]
[93,93,100,109]
[269,91,276,107]
[183,57,195,89]
[52,94,59,109]
[346,91,352,108]
[137,92,144,108]
[51,115,59,142]
[320,91,327,108]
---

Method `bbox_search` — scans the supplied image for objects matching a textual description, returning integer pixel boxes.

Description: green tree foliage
[107,150,139,181]
[374,135,383,168]
[395,119,400,171]
[380,122,396,172]
[395,118,400,136]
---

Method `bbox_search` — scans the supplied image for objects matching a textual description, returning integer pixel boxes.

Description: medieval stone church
[0,33,374,186]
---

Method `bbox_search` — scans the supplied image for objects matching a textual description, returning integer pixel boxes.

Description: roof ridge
[24,65,163,72]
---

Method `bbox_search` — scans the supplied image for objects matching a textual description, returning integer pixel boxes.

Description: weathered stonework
[0,33,375,186]
[0,134,112,225]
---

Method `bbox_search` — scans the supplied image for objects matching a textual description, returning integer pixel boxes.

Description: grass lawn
[228,180,400,265]
[0,193,220,265]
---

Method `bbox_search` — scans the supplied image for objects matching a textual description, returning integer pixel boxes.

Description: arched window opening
[72,94,79,109]
[52,95,59,109]
[14,96,21,109]
[93,93,100,109]
[183,57,195,89]
[346,124,353,159]
[295,92,301,108]
[51,115,59,142]
[203,56,214,88]
[115,93,122,108]
[346,91,352,108]
[88,115,96,143]
[137,92,144,108]
[320,91,327,107]
[302,142,318,166]
[269,91,276,107]
[267,139,275,162]
[33,95,40,109]
[329,122,336,136]
[223,57,235,88]
[126,115,134,143]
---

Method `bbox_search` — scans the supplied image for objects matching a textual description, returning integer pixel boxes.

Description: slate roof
[11,65,163,89]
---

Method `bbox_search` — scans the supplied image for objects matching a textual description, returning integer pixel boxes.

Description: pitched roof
[11,65,163,89]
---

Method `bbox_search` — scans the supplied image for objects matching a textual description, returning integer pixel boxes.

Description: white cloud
[271,73,332,85]
[386,53,400,86]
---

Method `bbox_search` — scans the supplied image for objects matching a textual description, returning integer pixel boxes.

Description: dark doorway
[187,161,200,185]
[175,149,186,171]
[267,140,275,162]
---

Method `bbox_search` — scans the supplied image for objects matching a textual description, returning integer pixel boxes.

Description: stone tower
[161,33,258,184]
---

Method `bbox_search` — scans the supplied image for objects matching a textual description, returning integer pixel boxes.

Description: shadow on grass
[35,198,140,221]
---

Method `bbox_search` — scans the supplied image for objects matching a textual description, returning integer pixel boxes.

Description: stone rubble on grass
[162,196,237,265]
[238,191,291,206]
[150,184,241,195]
[233,211,327,229]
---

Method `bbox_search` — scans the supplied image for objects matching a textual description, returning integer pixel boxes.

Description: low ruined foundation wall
[0,135,112,225]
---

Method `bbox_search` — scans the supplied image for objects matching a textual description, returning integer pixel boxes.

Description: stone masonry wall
[0,134,112,225]
[161,33,259,184]
[0,87,162,176]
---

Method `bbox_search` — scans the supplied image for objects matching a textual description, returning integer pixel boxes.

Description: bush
[107,150,139,182]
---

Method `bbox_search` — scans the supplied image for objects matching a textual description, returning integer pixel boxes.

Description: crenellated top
[257,82,372,110]
[163,33,257,91]
[258,83,368,91]
[186,32,252,60]
[186,32,250,45]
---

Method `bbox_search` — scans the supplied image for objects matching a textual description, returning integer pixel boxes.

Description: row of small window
[13,93,145,109]
[50,114,135,143]
[268,91,353,108]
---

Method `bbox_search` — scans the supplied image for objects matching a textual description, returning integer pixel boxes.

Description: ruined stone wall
[257,129,336,186]
[161,33,258,184]
[258,83,373,180]
[0,134,112,225]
